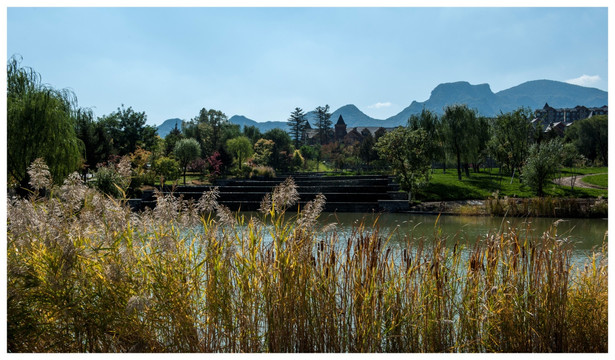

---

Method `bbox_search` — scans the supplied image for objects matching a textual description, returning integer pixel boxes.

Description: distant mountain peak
[177,79,607,134]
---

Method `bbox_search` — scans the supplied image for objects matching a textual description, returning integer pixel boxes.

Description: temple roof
[336,115,345,125]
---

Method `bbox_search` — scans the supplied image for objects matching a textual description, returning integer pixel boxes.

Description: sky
[5,3,609,126]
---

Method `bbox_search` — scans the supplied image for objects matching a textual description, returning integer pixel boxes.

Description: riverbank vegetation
[7,57,608,203]
[7,164,608,352]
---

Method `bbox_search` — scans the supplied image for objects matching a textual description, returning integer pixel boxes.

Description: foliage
[291,149,305,171]
[242,125,263,145]
[314,104,333,145]
[565,115,608,166]
[253,138,275,166]
[174,138,201,185]
[358,131,378,166]
[522,139,564,196]
[249,165,276,179]
[74,108,113,177]
[287,107,308,149]
[206,152,223,182]
[92,156,132,197]
[376,127,432,201]
[164,123,184,156]
[6,168,608,352]
[183,108,239,158]
[7,56,83,187]
[99,105,158,155]
[153,156,181,183]
[408,109,443,165]
[225,136,254,171]
[488,107,535,175]
[264,128,293,172]
[440,104,479,180]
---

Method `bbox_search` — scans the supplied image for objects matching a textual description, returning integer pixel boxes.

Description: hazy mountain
[156,118,183,138]
[220,79,608,131]
[228,115,287,133]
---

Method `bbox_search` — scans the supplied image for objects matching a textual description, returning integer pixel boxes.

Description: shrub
[250,165,276,179]
[153,156,181,182]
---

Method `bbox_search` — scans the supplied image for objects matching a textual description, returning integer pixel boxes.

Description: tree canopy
[7,56,82,187]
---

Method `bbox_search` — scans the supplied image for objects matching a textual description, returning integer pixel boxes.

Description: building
[534,103,607,127]
[305,115,394,145]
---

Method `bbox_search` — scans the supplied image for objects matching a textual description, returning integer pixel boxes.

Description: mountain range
[156,79,608,137]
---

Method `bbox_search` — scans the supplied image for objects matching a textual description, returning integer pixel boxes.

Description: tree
[375,127,432,202]
[522,139,563,196]
[287,107,307,149]
[102,105,158,155]
[253,138,275,166]
[264,128,293,171]
[565,115,608,166]
[226,136,254,172]
[408,109,443,169]
[183,107,234,157]
[174,138,201,185]
[441,104,480,180]
[243,125,263,145]
[488,107,535,177]
[164,123,184,156]
[7,56,82,187]
[314,105,333,145]
[154,157,181,183]
[74,108,113,179]
[359,131,378,166]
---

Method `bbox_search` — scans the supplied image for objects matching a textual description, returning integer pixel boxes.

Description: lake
[314,212,608,253]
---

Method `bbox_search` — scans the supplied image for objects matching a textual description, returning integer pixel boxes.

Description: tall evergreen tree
[287,107,307,149]
[314,105,333,145]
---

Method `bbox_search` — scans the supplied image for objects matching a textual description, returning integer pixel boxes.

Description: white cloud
[565,74,602,87]
[368,102,392,109]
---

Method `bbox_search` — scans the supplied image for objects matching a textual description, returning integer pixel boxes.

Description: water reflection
[317,212,607,251]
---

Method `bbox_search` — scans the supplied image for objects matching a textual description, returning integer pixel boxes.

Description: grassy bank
[582,173,608,188]
[417,167,608,201]
[7,173,608,353]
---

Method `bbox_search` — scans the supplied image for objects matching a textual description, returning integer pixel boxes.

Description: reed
[6,163,608,352]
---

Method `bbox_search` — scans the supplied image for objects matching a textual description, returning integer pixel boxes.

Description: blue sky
[6,5,609,126]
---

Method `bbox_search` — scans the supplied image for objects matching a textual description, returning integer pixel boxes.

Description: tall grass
[6,162,608,352]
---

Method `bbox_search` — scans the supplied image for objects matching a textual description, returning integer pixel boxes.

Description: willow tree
[7,56,82,187]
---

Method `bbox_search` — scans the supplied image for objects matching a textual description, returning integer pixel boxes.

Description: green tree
[375,127,432,201]
[441,104,478,180]
[287,107,307,149]
[74,108,113,178]
[314,105,333,145]
[102,105,157,155]
[521,139,564,196]
[174,138,201,185]
[164,123,184,156]
[183,107,233,157]
[7,56,82,187]
[154,156,181,183]
[565,115,608,165]
[253,138,275,166]
[488,107,535,177]
[359,130,378,167]
[226,136,254,172]
[408,109,443,170]
[243,125,263,145]
[264,128,293,171]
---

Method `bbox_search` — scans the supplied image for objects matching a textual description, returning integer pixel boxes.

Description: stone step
[159,191,389,203]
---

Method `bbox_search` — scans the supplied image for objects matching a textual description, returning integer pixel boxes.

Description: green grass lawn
[582,173,608,188]
[416,167,608,201]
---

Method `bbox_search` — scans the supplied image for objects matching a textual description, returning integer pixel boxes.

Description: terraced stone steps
[138,174,408,212]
